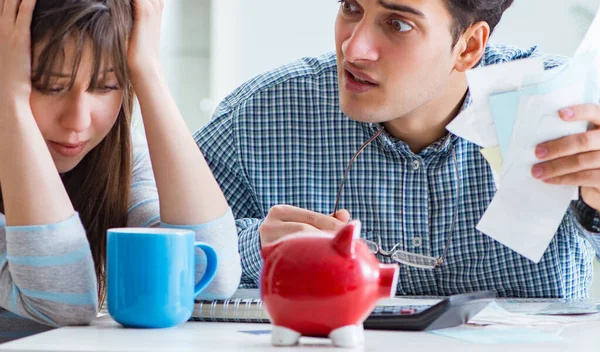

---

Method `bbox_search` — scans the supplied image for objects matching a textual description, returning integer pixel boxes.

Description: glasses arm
[333,129,384,216]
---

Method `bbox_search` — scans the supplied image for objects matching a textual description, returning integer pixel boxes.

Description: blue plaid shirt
[195,44,600,299]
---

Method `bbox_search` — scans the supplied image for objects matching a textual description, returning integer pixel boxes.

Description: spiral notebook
[191,289,269,323]
[191,297,269,323]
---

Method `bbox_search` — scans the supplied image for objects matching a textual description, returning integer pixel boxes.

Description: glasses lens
[391,251,437,269]
[361,238,378,254]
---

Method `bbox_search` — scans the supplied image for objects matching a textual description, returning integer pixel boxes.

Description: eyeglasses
[332,129,461,269]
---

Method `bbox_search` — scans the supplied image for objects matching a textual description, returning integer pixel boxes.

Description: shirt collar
[358,89,471,158]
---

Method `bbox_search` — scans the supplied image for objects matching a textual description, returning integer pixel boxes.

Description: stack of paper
[446,9,600,263]
[469,301,600,327]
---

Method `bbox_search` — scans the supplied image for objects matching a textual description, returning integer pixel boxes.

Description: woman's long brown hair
[0,0,134,305]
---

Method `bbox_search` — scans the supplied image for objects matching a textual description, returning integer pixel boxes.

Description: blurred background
[153,0,600,131]
[152,0,600,297]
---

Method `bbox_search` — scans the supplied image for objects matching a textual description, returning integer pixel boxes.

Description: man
[195,0,600,298]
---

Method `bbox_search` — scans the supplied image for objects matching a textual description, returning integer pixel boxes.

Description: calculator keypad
[370,305,431,316]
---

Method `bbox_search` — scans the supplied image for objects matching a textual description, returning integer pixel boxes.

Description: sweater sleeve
[0,213,98,328]
[127,137,241,299]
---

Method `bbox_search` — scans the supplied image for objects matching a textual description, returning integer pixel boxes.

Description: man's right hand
[259,205,351,247]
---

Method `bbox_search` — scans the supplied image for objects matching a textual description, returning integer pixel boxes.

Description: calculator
[364,291,496,331]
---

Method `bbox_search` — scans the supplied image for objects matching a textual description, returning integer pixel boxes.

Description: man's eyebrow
[378,0,425,18]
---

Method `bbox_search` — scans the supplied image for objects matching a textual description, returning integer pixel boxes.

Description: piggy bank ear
[332,220,361,258]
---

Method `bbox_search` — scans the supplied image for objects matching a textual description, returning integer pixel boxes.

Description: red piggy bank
[260,221,399,347]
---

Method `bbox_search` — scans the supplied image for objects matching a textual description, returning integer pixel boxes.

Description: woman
[0,0,241,337]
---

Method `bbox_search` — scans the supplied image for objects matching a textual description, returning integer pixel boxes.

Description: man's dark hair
[445,0,515,46]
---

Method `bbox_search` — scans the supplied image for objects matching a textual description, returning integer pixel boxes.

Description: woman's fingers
[15,0,36,30]
[2,0,20,21]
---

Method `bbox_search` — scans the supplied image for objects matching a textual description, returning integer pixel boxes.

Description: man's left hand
[532,104,600,212]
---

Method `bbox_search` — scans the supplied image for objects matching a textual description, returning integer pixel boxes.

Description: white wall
[139,0,340,133]
[133,0,212,133]
[209,0,339,108]
[492,0,600,56]
[158,0,600,131]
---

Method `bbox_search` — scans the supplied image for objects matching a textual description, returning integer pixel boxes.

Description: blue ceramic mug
[107,228,217,328]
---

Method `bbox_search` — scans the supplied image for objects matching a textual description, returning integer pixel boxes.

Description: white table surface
[0,314,599,352]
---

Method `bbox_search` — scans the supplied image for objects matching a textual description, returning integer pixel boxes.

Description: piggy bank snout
[378,264,399,298]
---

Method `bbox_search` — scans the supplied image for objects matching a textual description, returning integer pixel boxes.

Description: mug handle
[193,242,218,296]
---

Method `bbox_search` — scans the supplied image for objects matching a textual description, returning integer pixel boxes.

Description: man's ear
[453,21,490,72]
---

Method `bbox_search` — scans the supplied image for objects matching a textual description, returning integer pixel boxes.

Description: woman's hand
[0,0,36,105]
[0,0,75,227]
[127,0,164,78]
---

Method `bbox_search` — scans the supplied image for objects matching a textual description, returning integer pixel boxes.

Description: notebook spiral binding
[190,298,271,323]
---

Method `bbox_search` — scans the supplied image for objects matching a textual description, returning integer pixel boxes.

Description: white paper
[450,8,600,262]
[477,83,588,263]
[469,302,600,327]
[447,58,545,148]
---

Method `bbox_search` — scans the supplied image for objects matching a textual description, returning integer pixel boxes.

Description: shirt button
[412,237,422,247]
[412,160,420,170]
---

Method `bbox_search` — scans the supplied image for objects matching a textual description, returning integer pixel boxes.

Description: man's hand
[259,205,351,247]
[532,104,600,211]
